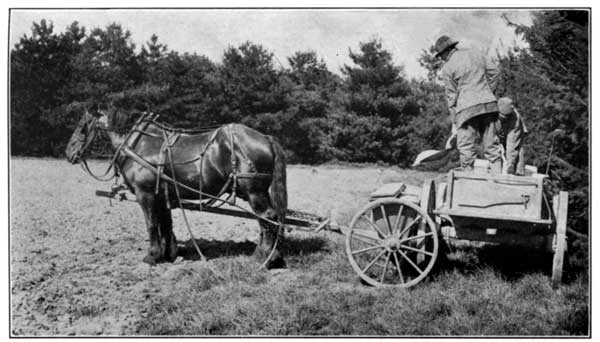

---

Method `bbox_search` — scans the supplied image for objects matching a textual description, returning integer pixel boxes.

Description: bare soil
[11,158,438,336]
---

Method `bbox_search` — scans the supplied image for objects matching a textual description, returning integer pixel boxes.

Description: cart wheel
[551,191,568,288]
[346,198,438,288]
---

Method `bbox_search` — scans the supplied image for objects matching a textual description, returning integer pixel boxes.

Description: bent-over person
[496,97,528,175]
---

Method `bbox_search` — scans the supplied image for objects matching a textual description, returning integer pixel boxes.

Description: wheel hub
[383,237,401,252]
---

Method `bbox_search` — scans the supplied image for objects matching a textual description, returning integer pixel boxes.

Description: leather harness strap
[112,117,273,210]
[197,127,221,210]
[155,130,181,196]
[229,124,238,205]
[79,112,156,182]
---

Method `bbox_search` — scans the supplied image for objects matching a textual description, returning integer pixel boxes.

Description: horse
[65,104,288,268]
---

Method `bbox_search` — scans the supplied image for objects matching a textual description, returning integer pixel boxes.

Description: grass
[10,158,589,336]
[132,234,589,336]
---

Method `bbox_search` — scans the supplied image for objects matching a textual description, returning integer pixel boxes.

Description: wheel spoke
[400,232,434,243]
[396,216,421,238]
[380,252,391,284]
[359,214,388,238]
[361,249,387,274]
[392,204,404,234]
[351,230,383,244]
[352,244,384,255]
[397,249,423,274]
[400,244,434,256]
[380,205,393,235]
[392,252,404,283]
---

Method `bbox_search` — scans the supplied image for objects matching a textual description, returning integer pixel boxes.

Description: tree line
[10,11,588,243]
[10,18,450,165]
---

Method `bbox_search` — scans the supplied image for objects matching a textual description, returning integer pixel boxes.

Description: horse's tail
[267,136,287,223]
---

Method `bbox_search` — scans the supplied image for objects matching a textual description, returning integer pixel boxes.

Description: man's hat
[497,97,514,116]
[433,35,459,57]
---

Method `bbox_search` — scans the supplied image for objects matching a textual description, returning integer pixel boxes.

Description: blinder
[66,110,100,163]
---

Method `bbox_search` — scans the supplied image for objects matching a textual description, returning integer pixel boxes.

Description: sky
[9,9,533,78]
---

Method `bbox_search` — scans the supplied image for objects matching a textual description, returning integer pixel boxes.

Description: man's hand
[445,124,457,149]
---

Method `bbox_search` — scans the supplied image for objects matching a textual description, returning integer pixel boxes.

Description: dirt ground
[10,157,438,336]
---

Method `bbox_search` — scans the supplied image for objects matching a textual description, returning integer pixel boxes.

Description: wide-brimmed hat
[433,35,459,57]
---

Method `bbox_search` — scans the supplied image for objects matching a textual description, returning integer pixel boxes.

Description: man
[435,35,503,172]
[496,97,528,175]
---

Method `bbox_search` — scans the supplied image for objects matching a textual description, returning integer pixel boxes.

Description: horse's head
[65,104,108,164]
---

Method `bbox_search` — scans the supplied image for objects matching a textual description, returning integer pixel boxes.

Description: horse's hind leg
[249,192,285,269]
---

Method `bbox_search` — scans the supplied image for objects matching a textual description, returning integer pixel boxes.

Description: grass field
[10,157,589,336]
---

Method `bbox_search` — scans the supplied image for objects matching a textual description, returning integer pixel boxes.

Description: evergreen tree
[71,23,142,101]
[139,34,169,85]
[342,39,412,127]
[220,41,287,124]
[10,20,85,155]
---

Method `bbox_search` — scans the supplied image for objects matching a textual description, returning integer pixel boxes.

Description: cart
[345,161,569,288]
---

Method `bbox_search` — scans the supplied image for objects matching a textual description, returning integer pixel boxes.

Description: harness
[78,113,283,268]
[149,123,273,209]
[80,113,272,207]
[79,112,156,182]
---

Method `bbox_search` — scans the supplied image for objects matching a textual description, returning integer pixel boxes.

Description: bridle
[77,116,121,182]
[75,112,129,182]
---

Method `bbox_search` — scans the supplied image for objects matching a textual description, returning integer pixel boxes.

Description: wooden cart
[345,164,568,288]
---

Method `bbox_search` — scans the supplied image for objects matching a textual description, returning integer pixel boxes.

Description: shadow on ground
[177,239,255,260]
[177,235,330,261]
[432,242,576,282]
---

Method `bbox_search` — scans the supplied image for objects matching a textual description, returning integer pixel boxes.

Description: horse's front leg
[136,190,178,264]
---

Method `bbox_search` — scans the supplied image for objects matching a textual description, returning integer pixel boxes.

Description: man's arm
[440,68,458,124]
[485,56,500,93]
[440,67,459,149]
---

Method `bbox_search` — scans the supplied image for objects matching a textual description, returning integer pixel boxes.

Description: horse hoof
[265,257,286,270]
[166,245,178,262]
[255,250,286,269]
[165,252,178,263]
[142,254,157,266]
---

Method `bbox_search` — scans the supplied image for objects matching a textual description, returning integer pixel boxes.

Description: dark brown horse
[65,105,287,268]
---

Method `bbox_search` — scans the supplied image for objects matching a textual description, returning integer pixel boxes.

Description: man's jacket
[440,48,500,127]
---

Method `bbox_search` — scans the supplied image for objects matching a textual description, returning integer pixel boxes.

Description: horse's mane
[107,107,145,134]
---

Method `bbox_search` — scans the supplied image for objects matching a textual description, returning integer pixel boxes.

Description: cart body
[434,170,554,249]
[347,161,568,288]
